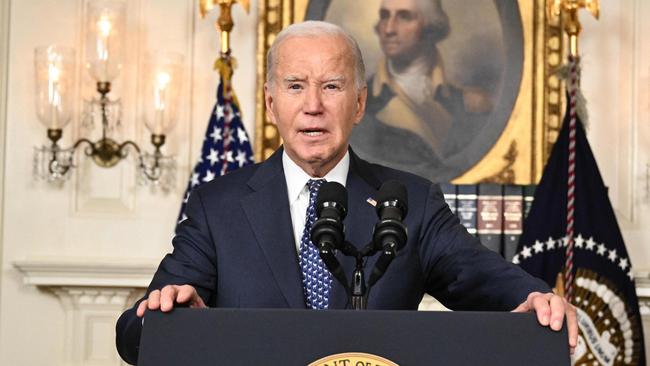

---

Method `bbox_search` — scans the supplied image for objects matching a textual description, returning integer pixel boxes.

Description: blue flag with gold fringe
[514,99,645,365]
[177,78,254,223]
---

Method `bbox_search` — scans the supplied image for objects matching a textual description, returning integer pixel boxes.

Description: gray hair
[266,21,366,92]
[416,0,450,42]
[375,0,449,43]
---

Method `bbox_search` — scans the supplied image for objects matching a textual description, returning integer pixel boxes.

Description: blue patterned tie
[299,179,332,309]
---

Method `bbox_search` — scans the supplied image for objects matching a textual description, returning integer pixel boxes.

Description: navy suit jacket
[116,147,549,364]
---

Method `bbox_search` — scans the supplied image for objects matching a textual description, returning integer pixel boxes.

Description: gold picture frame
[255,0,565,184]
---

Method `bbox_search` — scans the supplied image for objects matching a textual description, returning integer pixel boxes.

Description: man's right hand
[136,284,207,317]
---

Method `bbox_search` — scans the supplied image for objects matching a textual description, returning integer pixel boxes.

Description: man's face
[377,0,426,60]
[264,35,367,176]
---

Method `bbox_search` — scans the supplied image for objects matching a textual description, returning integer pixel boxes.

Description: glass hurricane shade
[142,52,184,135]
[84,0,126,82]
[34,45,76,130]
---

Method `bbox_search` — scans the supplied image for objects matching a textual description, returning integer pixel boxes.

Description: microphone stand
[343,241,394,310]
[351,250,367,310]
[315,230,404,310]
[317,240,373,310]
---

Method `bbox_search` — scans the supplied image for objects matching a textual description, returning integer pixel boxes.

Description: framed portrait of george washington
[255,0,566,184]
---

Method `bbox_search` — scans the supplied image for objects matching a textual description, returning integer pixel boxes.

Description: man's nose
[303,87,324,115]
[383,16,397,35]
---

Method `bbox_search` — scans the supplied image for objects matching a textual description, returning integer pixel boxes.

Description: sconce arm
[72,137,95,151]
[119,138,167,182]
[46,137,93,177]
[118,139,142,158]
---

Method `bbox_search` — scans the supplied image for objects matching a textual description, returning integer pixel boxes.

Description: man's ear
[264,83,277,125]
[353,86,368,125]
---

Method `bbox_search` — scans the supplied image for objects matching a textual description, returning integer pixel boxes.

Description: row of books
[439,183,536,262]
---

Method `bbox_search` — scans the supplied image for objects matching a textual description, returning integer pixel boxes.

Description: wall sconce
[33,0,181,189]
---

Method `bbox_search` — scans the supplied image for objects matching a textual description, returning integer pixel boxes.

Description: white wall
[580,0,650,357]
[0,0,257,364]
[0,0,10,335]
[0,0,649,365]
[581,0,650,272]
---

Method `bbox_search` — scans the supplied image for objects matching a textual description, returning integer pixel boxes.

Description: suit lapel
[328,149,382,309]
[240,149,306,308]
[240,148,384,310]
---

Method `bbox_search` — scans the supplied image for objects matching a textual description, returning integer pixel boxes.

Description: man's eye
[288,84,302,90]
[397,11,415,22]
[324,84,340,90]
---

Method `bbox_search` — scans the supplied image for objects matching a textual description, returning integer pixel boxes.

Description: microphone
[368,180,408,287]
[373,180,408,252]
[311,181,347,251]
[310,181,350,290]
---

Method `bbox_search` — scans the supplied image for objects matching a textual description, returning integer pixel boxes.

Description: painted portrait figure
[306,0,524,182]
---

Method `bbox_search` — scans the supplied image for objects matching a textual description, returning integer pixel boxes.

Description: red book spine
[477,184,503,254]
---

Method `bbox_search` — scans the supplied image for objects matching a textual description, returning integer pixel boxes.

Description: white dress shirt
[282,150,350,254]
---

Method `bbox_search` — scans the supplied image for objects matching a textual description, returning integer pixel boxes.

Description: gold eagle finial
[547,0,600,57]
[198,0,250,80]
[199,0,250,55]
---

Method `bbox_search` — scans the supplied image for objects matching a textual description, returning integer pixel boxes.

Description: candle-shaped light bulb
[47,51,61,81]
[97,15,112,37]
[48,64,60,82]
[154,71,171,111]
[96,15,112,64]
[156,71,171,90]
[47,59,61,108]
[85,2,125,82]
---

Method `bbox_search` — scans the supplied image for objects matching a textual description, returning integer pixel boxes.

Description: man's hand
[136,284,207,317]
[512,292,578,353]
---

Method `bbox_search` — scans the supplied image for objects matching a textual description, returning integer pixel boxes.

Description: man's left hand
[512,292,578,353]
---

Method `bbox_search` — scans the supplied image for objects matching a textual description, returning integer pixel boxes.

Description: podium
[138,308,569,365]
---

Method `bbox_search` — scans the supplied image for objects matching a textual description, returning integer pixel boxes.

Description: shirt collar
[282,150,350,203]
[372,51,447,98]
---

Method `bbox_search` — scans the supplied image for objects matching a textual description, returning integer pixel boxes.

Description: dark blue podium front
[138,308,569,365]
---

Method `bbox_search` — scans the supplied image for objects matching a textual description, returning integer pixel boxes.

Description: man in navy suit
[116,21,577,364]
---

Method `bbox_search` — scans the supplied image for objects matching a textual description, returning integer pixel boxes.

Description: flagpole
[199,0,251,176]
[199,0,251,81]
[177,1,254,222]
[547,0,599,303]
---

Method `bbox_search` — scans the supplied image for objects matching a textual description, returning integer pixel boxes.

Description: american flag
[177,78,254,223]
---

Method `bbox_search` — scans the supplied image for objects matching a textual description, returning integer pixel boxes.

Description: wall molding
[633,0,650,218]
[14,257,155,366]
[0,0,11,316]
[72,0,138,217]
[14,257,157,287]
[51,286,144,365]
[615,0,636,222]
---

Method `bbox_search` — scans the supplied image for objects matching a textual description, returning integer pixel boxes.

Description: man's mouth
[300,128,325,137]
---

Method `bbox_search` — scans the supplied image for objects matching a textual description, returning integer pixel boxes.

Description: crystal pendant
[33,145,75,182]
[137,152,176,192]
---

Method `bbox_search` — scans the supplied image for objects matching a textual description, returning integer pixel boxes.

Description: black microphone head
[316,181,348,219]
[376,180,408,220]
